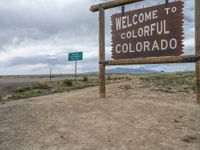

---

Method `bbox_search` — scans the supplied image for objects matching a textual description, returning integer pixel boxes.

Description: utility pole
[49,68,52,82]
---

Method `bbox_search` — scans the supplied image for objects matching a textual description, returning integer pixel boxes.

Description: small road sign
[68,52,83,61]
[68,52,83,81]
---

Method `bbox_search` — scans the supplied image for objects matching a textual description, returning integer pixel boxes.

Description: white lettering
[138,28,144,37]
[171,7,177,13]
[165,7,170,15]
[129,43,135,52]
[116,44,121,53]
[164,20,170,34]
[161,39,168,50]
[138,13,145,23]
[169,38,177,49]
[116,18,121,31]
[122,16,127,29]
[144,25,150,37]
[136,42,143,52]
[152,40,159,51]
[122,43,129,53]
[152,10,158,19]
[144,41,150,51]
[121,33,125,39]
[133,14,138,25]
[126,31,132,39]
[127,16,132,27]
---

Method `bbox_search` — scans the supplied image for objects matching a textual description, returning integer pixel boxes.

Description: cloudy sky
[0,0,195,75]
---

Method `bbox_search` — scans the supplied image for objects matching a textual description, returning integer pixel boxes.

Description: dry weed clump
[39,79,49,89]
[1,95,12,101]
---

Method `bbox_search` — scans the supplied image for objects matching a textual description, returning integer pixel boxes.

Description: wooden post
[90,0,143,12]
[195,0,200,104]
[49,67,52,82]
[99,5,106,98]
[75,61,77,81]
[102,55,200,66]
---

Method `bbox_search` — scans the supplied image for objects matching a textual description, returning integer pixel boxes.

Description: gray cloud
[0,0,196,74]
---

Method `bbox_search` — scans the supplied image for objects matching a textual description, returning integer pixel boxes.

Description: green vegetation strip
[140,72,196,93]
[11,78,98,100]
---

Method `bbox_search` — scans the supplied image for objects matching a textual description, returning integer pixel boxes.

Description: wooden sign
[111,1,184,59]
[90,0,200,103]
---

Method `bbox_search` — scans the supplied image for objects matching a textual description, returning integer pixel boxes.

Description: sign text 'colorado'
[111,1,184,59]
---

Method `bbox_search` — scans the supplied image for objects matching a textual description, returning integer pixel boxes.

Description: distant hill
[106,67,158,74]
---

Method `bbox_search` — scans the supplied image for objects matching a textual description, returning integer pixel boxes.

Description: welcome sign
[111,1,184,59]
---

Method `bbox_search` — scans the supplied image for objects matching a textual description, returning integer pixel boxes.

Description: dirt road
[0,80,200,150]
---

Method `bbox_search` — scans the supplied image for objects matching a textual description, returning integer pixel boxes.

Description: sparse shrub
[38,79,49,89]
[16,86,31,93]
[51,88,58,93]
[39,79,49,85]
[113,77,117,81]
[126,77,131,81]
[107,75,112,80]
[82,76,88,82]
[120,84,132,90]
[2,95,12,101]
[63,79,73,86]
[124,85,132,90]
[35,89,42,94]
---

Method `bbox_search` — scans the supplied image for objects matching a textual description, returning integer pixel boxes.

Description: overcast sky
[0,0,195,75]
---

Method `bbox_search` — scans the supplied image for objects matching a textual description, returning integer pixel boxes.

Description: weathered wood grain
[101,55,200,66]
[99,6,106,98]
[90,0,143,12]
[195,0,200,104]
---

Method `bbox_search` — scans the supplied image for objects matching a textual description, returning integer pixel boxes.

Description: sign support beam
[195,0,200,104]
[90,0,143,12]
[99,5,106,98]
[101,55,200,66]
[75,61,77,81]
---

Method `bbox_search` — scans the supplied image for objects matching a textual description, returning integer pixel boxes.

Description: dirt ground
[0,79,200,150]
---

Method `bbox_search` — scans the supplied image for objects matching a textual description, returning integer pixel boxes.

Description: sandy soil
[0,79,200,150]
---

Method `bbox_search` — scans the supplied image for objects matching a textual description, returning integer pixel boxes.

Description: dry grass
[140,72,195,93]
[0,72,196,101]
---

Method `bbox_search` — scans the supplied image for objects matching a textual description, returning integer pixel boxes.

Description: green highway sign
[68,52,83,61]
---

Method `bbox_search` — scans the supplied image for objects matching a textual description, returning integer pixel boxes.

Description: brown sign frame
[90,0,200,104]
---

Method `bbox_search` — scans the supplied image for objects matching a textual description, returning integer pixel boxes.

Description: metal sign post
[68,52,83,81]
[75,60,77,81]
[49,67,52,82]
